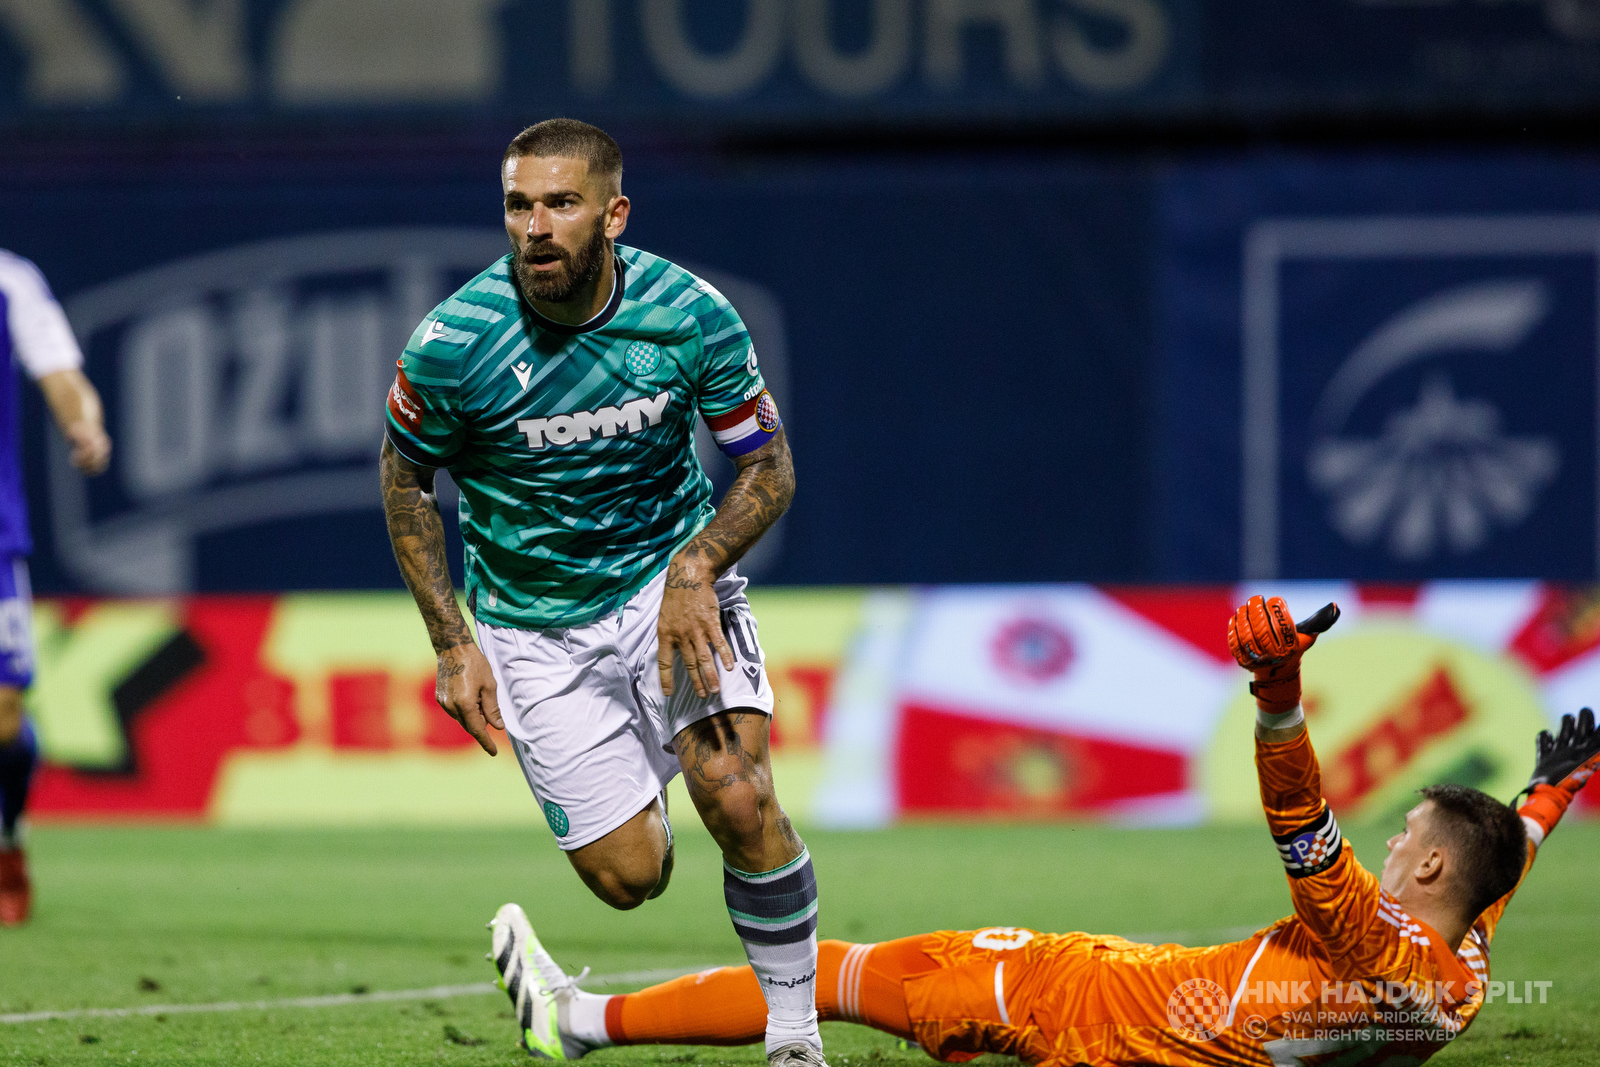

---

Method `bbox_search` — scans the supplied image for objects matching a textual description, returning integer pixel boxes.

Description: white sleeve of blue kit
[0,251,85,380]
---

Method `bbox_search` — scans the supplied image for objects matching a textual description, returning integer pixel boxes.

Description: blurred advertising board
[28,583,1597,828]
[0,0,1202,128]
[29,588,862,825]
[1157,154,1600,582]
[815,581,1596,828]
[9,157,1150,592]
[29,228,793,592]
[3,2,1599,130]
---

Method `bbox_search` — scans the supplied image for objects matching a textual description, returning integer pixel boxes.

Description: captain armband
[1273,807,1343,879]
[705,391,781,457]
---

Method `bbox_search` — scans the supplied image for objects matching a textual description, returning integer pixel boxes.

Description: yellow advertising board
[29,590,865,828]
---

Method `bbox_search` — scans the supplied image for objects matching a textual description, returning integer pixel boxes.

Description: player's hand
[64,420,111,475]
[1227,596,1339,713]
[658,557,734,700]
[1516,708,1600,840]
[1528,707,1600,797]
[435,641,503,756]
[1227,595,1337,671]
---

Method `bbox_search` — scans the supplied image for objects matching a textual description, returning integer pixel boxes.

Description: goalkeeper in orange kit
[490,596,1599,1066]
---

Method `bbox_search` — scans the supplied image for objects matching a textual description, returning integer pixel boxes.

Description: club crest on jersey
[624,341,662,376]
[516,390,672,450]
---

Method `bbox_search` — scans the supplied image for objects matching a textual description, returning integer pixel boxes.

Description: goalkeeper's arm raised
[1467,708,1599,945]
[1229,596,1392,965]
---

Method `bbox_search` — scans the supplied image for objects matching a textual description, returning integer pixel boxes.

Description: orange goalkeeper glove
[1517,708,1600,843]
[1227,596,1341,715]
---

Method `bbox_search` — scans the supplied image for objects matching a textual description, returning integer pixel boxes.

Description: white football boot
[488,902,601,1059]
[767,1042,830,1067]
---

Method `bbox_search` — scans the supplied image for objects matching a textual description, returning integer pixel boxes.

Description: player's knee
[572,849,666,911]
[590,879,651,911]
[699,786,771,848]
[585,864,661,911]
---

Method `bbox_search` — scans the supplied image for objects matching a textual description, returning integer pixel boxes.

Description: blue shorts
[0,557,34,690]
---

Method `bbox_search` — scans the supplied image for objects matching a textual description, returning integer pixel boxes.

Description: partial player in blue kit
[0,250,113,926]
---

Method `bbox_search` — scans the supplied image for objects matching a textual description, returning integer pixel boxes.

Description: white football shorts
[476,564,774,851]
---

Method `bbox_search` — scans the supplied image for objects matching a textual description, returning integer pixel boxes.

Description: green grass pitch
[3,819,1596,1065]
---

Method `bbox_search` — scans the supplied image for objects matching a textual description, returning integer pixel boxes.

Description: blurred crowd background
[4,0,1599,829]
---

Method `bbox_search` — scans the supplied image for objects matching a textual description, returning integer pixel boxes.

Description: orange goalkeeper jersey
[905,731,1530,1067]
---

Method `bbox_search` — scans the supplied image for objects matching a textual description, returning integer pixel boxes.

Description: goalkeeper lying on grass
[487,595,1599,1066]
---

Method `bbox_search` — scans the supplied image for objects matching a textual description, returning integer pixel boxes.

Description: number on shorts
[721,608,761,666]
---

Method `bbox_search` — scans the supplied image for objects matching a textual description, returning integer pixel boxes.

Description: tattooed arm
[657,428,795,699]
[380,437,503,754]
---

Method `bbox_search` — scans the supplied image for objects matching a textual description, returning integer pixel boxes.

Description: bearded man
[379,118,821,1066]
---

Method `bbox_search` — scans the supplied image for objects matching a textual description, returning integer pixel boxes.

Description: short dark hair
[1418,784,1527,921]
[503,118,623,197]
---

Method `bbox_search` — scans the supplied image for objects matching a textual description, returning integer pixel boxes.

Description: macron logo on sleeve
[517,391,671,450]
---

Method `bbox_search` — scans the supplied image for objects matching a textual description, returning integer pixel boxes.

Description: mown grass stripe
[0,966,711,1025]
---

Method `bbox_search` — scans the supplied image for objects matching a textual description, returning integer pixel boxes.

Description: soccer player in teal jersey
[380,120,825,1067]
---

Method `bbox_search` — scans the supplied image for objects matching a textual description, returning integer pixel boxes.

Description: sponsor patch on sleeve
[1273,807,1343,878]
[388,360,423,434]
[706,390,781,457]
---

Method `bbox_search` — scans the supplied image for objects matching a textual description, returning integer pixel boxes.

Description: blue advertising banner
[1209,0,1600,114]
[1157,154,1600,581]
[0,0,1201,128]
[6,1,1600,131]
[6,151,1154,592]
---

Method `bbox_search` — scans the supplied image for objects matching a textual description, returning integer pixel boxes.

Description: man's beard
[513,217,609,305]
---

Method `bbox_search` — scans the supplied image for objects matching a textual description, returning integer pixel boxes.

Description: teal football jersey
[385,244,782,629]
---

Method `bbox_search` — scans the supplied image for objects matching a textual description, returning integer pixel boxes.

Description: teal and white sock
[723,849,821,1054]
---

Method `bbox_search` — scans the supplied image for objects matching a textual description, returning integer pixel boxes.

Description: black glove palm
[1527,708,1600,794]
